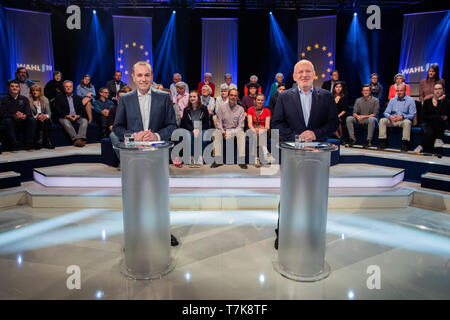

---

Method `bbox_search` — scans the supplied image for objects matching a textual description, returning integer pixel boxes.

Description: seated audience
[211,88,247,169]
[201,84,216,116]
[0,79,37,151]
[29,84,54,149]
[53,80,88,147]
[333,81,348,143]
[220,73,237,92]
[419,64,445,105]
[44,71,64,103]
[172,81,189,118]
[378,84,416,152]
[346,84,379,148]
[322,70,348,97]
[170,73,189,98]
[268,83,285,115]
[106,71,127,100]
[270,73,284,96]
[388,74,411,100]
[247,93,275,167]
[369,73,383,103]
[244,75,262,96]
[213,84,230,128]
[242,83,258,113]
[197,72,215,97]
[414,83,449,154]
[107,86,132,133]
[180,90,211,166]
[11,67,35,98]
[93,87,115,138]
[76,74,95,122]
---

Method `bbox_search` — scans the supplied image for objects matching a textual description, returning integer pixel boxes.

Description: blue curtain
[4,8,54,88]
[113,15,153,88]
[298,16,336,88]
[399,10,449,95]
[201,18,238,97]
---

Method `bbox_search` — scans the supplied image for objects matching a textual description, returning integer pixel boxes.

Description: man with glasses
[93,87,115,138]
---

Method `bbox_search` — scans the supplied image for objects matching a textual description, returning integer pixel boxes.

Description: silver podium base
[119,258,176,280]
[272,258,330,282]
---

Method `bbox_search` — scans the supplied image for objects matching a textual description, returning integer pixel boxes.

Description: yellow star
[124,70,128,75]
[132,42,136,47]
[321,74,325,78]
[322,46,327,51]
[140,45,144,50]
[306,46,311,51]
[314,43,319,49]
[301,52,305,57]
[117,57,121,61]
[314,76,318,80]
[120,65,123,69]
[328,52,332,57]
[125,44,129,48]
[119,49,123,54]
[327,68,331,73]
[146,59,150,63]
[145,51,149,56]
[329,60,333,65]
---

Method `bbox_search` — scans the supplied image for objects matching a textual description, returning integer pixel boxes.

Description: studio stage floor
[0,144,449,300]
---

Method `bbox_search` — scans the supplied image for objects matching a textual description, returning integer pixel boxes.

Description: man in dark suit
[106,71,127,100]
[112,61,179,246]
[53,80,88,147]
[322,70,348,97]
[271,59,339,249]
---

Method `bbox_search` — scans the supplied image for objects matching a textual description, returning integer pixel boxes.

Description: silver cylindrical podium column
[274,142,337,282]
[118,142,175,280]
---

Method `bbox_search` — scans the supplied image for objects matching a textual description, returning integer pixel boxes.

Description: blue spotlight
[269,12,273,15]
[93,10,96,14]
[353,12,357,17]
[173,10,176,14]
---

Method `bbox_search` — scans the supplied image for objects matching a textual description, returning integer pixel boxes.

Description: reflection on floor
[0,205,449,300]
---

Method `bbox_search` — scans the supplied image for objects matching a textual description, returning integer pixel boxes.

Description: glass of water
[295,135,305,149]
[124,133,134,147]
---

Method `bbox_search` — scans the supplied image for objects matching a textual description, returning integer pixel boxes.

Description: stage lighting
[93,10,96,14]
[353,12,357,17]
[173,10,176,14]
[269,12,273,15]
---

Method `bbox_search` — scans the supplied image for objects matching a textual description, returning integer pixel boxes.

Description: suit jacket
[272,87,339,142]
[106,79,127,99]
[113,88,177,141]
[52,93,86,120]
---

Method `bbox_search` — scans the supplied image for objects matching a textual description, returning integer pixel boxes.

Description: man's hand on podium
[299,130,316,142]
[134,130,159,141]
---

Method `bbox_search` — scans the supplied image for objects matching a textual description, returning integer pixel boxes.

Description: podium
[118,142,175,280]
[274,142,337,282]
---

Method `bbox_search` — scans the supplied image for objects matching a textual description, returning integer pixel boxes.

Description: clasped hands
[14,111,26,120]
[134,129,158,141]
[389,115,403,122]
[298,130,316,142]
[65,114,80,121]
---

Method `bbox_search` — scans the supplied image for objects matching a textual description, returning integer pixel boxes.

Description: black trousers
[0,116,36,146]
[35,118,52,144]
[422,121,446,153]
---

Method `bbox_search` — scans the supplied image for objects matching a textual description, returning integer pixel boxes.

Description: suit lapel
[132,90,144,131]
[148,88,157,131]
[308,87,319,129]
[293,89,306,128]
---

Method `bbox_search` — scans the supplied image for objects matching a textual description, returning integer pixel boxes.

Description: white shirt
[137,89,151,131]
[298,87,313,127]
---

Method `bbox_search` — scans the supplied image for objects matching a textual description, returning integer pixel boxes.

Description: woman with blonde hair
[29,84,54,149]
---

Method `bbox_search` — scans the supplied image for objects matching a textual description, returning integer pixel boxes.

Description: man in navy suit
[272,59,339,249]
[112,61,179,246]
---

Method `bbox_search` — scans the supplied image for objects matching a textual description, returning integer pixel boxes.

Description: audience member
[379,84,416,152]
[268,83,285,115]
[369,73,383,102]
[11,67,35,98]
[106,71,127,100]
[211,88,247,169]
[29,84,53,149]
[107,86,131,133]
[333,81,348,143]
[213,84,230,128]
[241,83,258,113]
[197,72,215,97]
[53,80,88,147]
[270,73,284,96]
[247,93,275,167]
[76,74,95,122]
[419,64,445,105]
[244,75,262,96]
[414,83,449,154]
[322,70,348,97]
[346,84,379,148]
[388,74,411,100]
[0,79,37,151]
[200,85,216,115]
[93,87,115,138]
[44,71,64,103]
[180,90,211,166]
[220,73,237,92]
[172,81,189,117]
[170,73,189,98]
